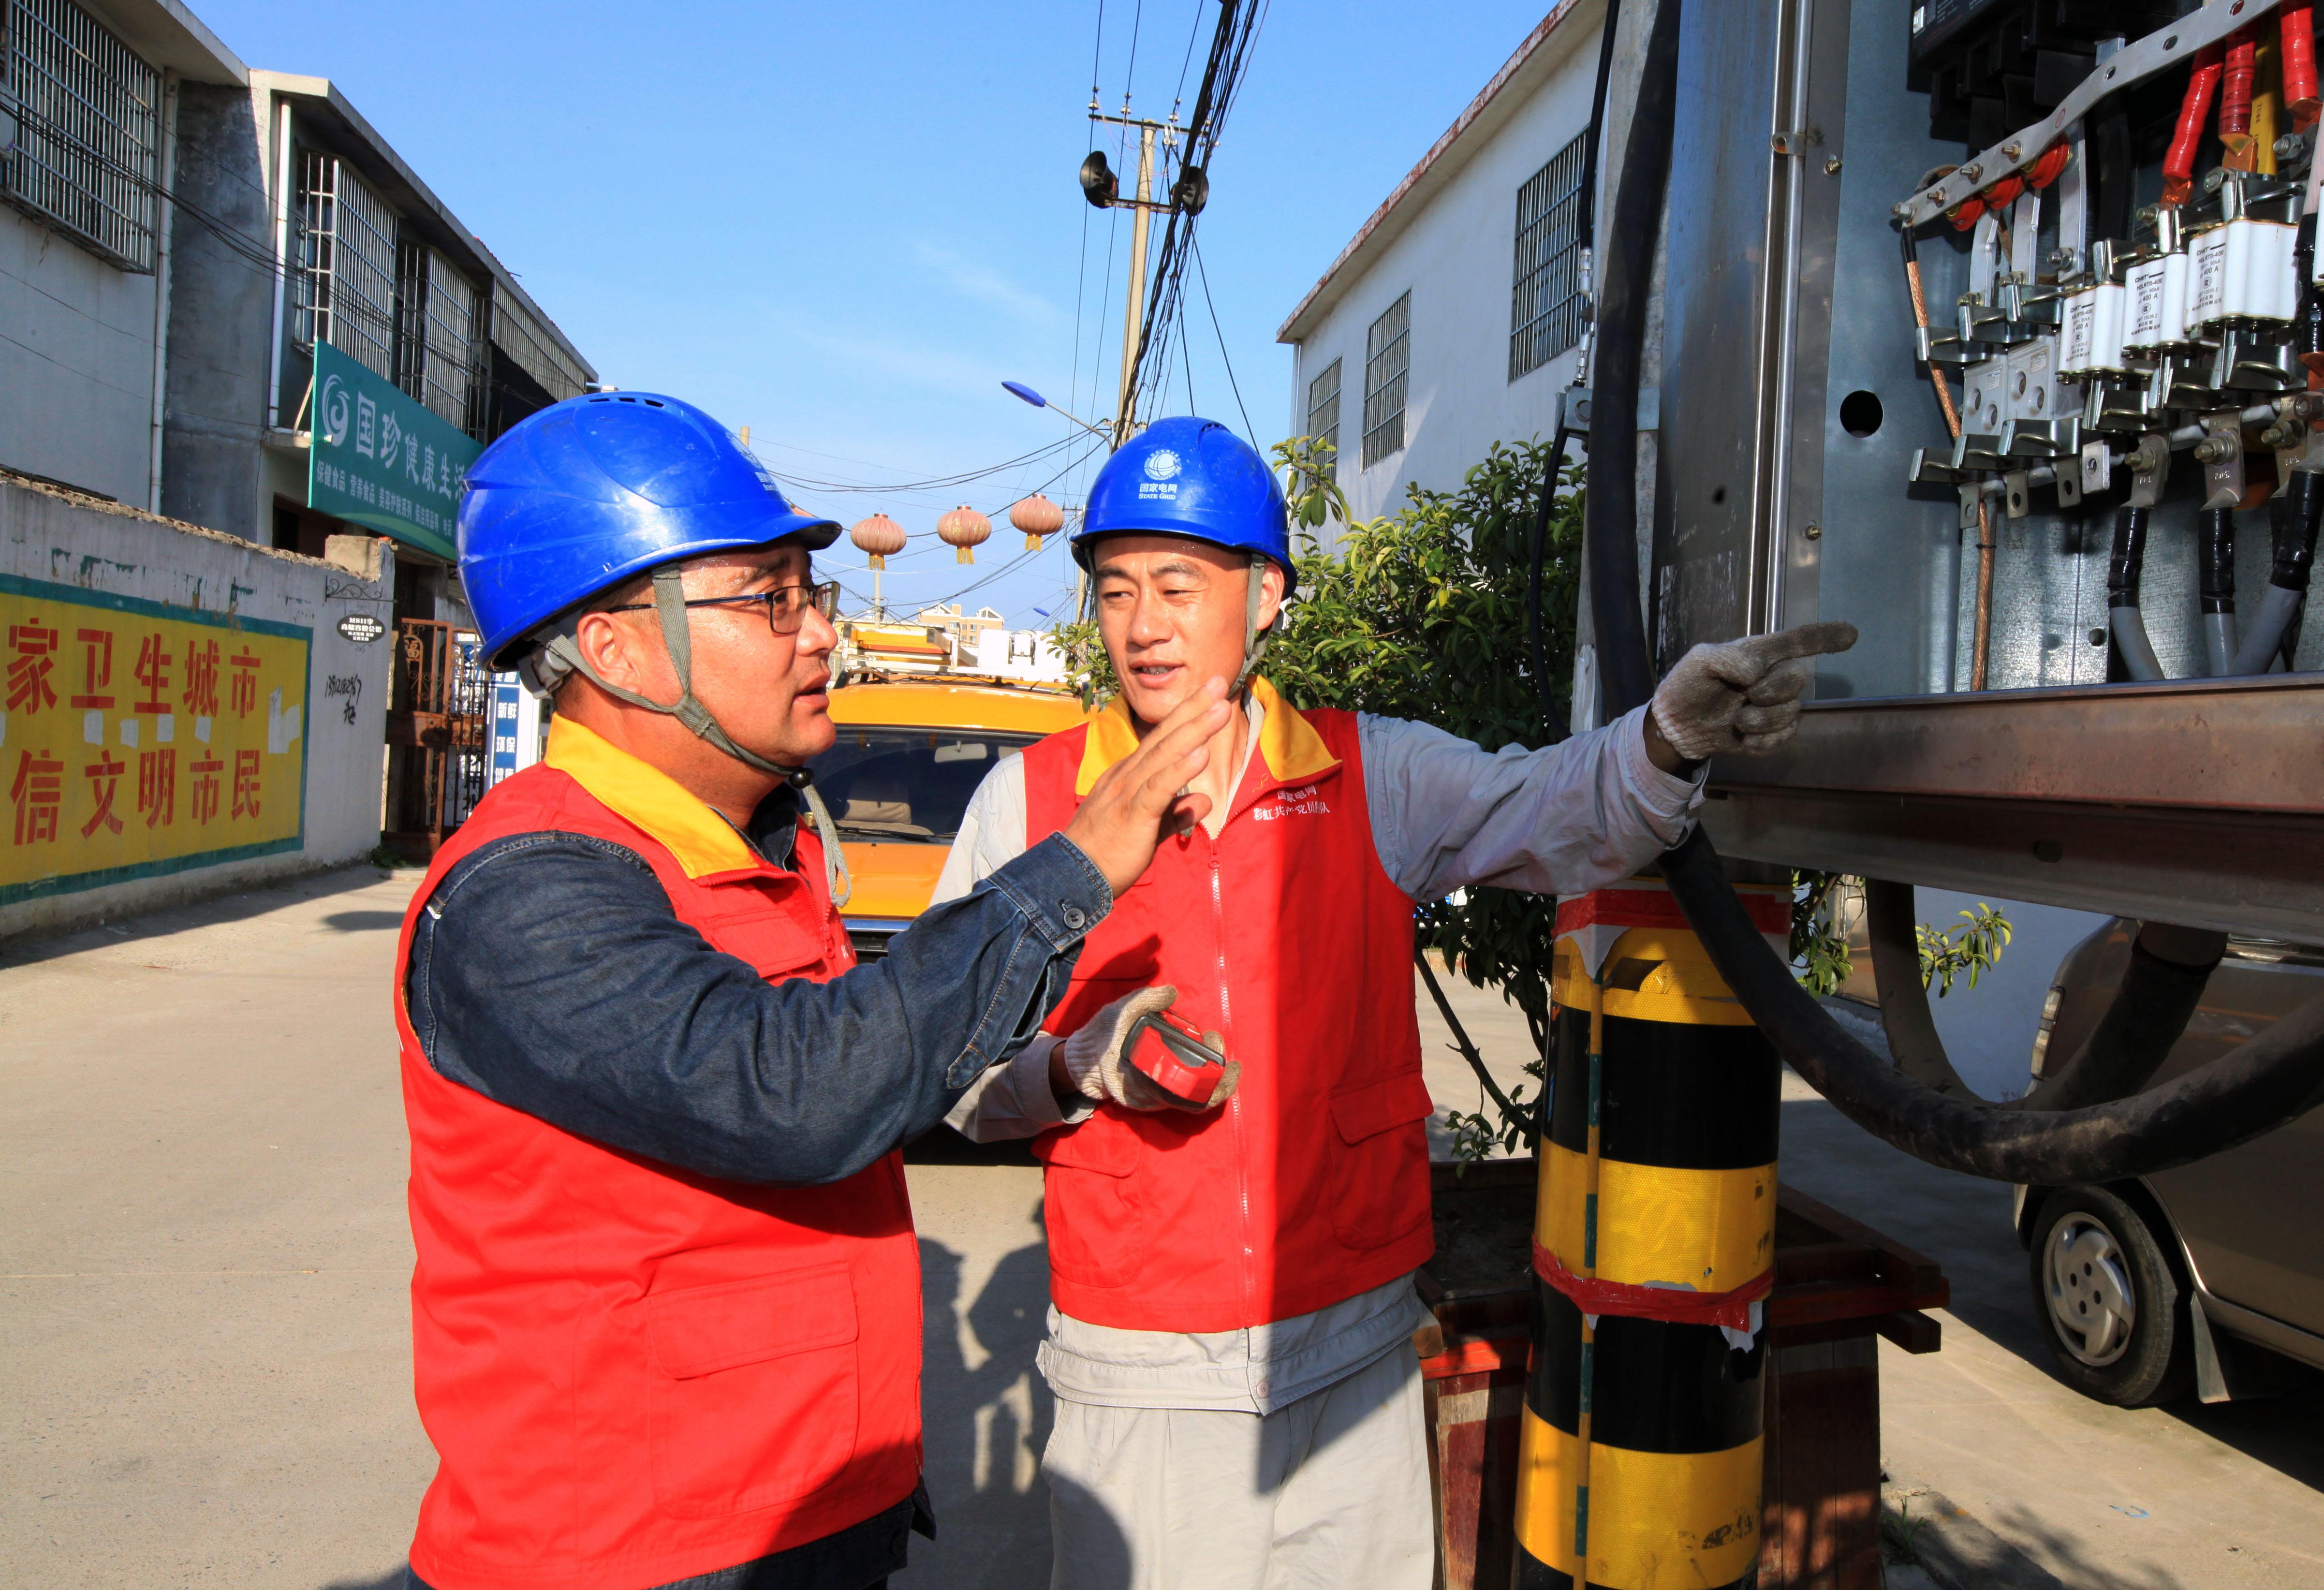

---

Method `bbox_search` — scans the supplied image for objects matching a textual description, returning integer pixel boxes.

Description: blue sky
[197,0,1551,625]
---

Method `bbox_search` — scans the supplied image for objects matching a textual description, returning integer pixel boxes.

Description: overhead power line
[1117,0,1269,427]
[761,431,1081,497]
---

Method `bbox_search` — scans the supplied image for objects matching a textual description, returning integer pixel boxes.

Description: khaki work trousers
[1041,1341,1435,1590]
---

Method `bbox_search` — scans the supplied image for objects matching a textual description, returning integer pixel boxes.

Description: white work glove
[1059,985,1239,1112]
[1649,621,1859,760]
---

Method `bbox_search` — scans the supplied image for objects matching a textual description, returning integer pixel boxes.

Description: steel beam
[1702,677,2324,938]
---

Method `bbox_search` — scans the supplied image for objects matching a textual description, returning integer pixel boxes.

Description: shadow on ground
[910,1226,1058,1585]
[2165,1366,2324,1490]
[324,910,410,933]
[319,1570,407,1590]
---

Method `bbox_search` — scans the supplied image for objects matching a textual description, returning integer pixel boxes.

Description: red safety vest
[394,721,921,1590]
[1022,677,1435,1332]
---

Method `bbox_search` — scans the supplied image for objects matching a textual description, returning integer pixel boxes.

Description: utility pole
[1115,123,1157,445]
[1081,108,1187,447]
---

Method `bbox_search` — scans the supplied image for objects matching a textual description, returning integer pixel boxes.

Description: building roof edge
[248,71,597,383]
[1275,0,1596,346]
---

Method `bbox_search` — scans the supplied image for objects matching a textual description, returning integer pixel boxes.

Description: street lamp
[1001,382,1114,445]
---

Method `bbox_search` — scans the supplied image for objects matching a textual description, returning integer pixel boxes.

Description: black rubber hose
[1529,0,1622,745]
[2031,933,2224,1113]
[1586,0,1682,720]
[1586,0,2324,1183]
[2106,505,2166,681]
[1864,879,2221,1114]
[2199,506,2238,676]
[2298,210,2321,364]
[1577,0,1624,254]
[1530,435,1573,744]
[2228,469,2320,675]
[1862,878,1981,1101]
[2277,466,2322,590]
[1662,832,2324,1181]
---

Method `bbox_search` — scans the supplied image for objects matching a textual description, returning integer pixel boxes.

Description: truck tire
[2027,1184,2193,1407]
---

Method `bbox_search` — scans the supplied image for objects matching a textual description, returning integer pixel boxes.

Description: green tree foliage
[1920,903,2013,996]
[1791,869,1854,997]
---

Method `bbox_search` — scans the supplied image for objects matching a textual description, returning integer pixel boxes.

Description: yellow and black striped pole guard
[1513,876,1794,1590]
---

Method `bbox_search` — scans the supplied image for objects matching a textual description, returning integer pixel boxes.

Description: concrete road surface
[5,868,2321,1588]
[1,867,429,1590]
[1780,1046,2324,1590]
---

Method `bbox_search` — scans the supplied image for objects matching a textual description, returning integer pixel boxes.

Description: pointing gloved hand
[1054,985,1240,1113]
[1648,620,1859,761]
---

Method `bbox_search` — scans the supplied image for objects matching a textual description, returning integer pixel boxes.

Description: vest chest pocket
[644,1262,861,1516]
[1328,1070,1435,1250]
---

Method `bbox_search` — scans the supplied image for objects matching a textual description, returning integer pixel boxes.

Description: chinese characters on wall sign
[309,340,482,561]
[0,577,308,901]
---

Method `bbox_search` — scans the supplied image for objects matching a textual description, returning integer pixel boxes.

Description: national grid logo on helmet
[1138,447,1181,500]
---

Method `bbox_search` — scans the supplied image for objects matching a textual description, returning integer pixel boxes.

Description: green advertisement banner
[308,340,481,561]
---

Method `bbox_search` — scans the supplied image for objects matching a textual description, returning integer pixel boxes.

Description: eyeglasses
[609,580,841,635]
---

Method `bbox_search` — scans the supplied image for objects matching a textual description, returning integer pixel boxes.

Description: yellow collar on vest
[544,718,762,879]
[1074,675,1339,798]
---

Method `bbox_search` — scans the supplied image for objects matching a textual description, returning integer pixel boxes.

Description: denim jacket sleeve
[403,828,1111,1186]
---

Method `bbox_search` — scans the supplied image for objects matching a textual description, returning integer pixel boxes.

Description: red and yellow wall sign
[0,575,309,904]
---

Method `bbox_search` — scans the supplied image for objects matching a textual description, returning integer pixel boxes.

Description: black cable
[1585,0,1681,720]
[1070,201,1093,425]
[1170,0,1206,113]
[764,434,1081,496]
[1191,238,1254,444]
[1528,435,1574,744]
[2106,505,2165,681]
[1663,832,2324,1182]
[1583,0,2324,1184]
[1519,0,1618,744]
[1118,0,1257,414]
[1576,0,1624,274]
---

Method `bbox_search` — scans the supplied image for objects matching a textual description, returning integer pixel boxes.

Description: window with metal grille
[295,149,397,384]
[1306,358,1341,470]
[1509,134,1589,382]
[1,0,160,270]
[398,243,481,433]
[1360,293,1409,469]
[489,290,591,407]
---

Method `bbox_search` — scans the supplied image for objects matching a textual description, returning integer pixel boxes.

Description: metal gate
[383,618,488,856]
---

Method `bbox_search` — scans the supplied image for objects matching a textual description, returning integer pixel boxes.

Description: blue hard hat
[459,391,839,669]
[1072,416,1295,598]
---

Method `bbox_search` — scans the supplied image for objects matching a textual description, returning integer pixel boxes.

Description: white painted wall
[0,479,395,940]
[0,209,162,506]
[1285,22,1601,533]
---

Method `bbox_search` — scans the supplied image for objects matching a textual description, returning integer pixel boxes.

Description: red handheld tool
[1123,1006,1232,1107]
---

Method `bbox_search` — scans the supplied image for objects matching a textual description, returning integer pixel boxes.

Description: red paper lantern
[850,513,906,570]
[1009,492,1065,549]
[938,504,992,564]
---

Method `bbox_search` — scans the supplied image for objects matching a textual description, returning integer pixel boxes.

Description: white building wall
[0,208,162,505]
[0,478,394,940]
[1285,17,1602,532]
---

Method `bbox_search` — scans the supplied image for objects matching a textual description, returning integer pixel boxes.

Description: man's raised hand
[1062,677,1231,897]
[1648,620,1859,761]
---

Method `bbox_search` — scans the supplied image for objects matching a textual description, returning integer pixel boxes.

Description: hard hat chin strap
[1232,552,1277,698]
[536,567,851,906]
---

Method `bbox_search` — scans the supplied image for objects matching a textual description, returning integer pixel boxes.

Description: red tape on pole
[1533,1237,1773,1332]
[1554,885,1791,940]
